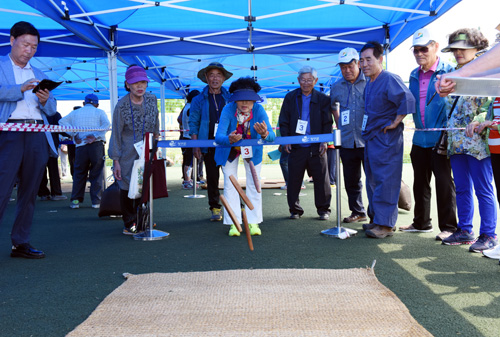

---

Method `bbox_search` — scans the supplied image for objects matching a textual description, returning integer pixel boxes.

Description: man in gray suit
[0,21,57,259]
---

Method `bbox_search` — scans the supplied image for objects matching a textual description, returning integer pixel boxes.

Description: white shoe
[482,245,500,259]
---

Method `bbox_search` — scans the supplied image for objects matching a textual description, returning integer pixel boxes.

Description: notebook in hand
[32,79,63,93]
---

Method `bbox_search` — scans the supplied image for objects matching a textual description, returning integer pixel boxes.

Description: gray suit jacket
[0,54,58,156]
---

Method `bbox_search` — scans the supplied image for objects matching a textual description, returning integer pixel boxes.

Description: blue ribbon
[158,134,334,149]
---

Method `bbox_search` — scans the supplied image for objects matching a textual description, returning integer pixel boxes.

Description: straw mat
[67,268,432,336]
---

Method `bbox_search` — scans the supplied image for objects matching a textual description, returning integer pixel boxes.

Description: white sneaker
[482,245,500,259]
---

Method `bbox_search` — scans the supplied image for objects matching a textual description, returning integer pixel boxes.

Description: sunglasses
[413,46,429,54]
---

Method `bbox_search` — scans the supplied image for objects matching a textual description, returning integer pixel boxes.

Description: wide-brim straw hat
[197,62,233,83]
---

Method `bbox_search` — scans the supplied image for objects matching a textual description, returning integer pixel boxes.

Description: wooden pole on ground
[241,208,254,251]
[219,195,242,232]
[229,175,254,210]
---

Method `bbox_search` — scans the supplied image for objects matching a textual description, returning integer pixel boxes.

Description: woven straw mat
[67,268,432,337]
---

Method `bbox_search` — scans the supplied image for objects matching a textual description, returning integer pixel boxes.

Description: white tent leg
[107,50,118,112]
[160,82,166,159]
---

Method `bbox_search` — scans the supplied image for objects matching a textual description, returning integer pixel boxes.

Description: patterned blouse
[447,95,491,160]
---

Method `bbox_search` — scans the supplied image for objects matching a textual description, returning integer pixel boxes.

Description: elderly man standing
[399,28,458,241]
[0,21,57,259]
[279,66,333,220]
[59,94,110,209]
[330,48,369,224]
[189,62,232,221]
[360,41,416,238]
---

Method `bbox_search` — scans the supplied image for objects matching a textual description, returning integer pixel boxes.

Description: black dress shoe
[289,213,301,219]
[319,213,329,220]
[11,243,45,259]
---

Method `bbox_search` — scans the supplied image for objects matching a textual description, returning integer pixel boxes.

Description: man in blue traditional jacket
[359,41,416,238]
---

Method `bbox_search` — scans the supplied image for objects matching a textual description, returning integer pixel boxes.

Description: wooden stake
[247,160,261,193]
[219,195,242,232]
[241,208,254,251]
[229,175,254,210]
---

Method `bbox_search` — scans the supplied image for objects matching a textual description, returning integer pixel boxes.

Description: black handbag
[433,97,459,155]
[98,181,123,217]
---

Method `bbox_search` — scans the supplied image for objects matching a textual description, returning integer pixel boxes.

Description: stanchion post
[185,154,205,199]
[133,134,169,241]
[320,129,357,239]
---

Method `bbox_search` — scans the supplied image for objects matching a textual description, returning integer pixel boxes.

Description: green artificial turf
[0,164,499,337]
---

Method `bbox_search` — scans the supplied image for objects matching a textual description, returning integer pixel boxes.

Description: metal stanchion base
[320,226,358,238]
[184,194,206,198]
[133,229,170,241]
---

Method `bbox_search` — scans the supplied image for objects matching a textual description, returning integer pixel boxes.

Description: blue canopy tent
[0,0,461,104]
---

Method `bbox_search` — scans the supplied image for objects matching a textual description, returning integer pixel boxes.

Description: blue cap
[84,94,99,104]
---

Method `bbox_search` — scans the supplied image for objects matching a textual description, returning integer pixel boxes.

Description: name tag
[134,140,144,157]
[362,115,368,131]
[214,123,219,137]
[341,110,350,126]
[241,146,253,159]
[296,119,308,134]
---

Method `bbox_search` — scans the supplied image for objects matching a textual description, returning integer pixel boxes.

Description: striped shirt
[489,97,500,154]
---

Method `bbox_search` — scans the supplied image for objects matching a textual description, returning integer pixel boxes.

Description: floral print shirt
[447,95,491,160]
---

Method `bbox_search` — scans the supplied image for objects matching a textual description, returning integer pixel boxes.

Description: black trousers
[71,142,105,205]
[120,189,141,228]
[68,144,76,177]
[490,153,500,207]
[204,148,221,210]
[287,146,331,215]
[340,147,367,217]
[410,145,457,232]
[38,157,63,197]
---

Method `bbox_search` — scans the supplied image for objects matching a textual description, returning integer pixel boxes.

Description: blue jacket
[409,59,455,148]
[0,54,57,156]
[215,102,275,166]
[188,85,231,153]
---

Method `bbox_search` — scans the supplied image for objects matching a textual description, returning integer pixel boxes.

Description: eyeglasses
[413,46,429,54]
[299,78,315,84]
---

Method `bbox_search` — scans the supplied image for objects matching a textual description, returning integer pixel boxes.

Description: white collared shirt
[9,55,42,120]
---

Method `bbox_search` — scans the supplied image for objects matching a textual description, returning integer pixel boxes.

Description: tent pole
[160,82,166,159]
[107,50,118,112]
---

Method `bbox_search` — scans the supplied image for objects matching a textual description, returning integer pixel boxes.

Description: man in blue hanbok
[359,41,416,238]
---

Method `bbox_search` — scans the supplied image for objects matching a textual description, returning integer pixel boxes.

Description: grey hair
[298,66,318,79]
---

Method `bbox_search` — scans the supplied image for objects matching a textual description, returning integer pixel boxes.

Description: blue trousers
[0,131,49,245]
[450,154,497,235]
[364,129,403,228]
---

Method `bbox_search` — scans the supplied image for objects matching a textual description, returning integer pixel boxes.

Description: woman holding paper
[440,28,498,252]
[215,77,275,237]
[108,65,160,235]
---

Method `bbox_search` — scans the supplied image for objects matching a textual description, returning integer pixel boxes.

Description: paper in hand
[32,79,63,93]
[448,77,500,97]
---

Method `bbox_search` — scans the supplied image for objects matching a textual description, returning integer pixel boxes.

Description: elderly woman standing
[441,28,497,252]
[215,77,275,237]
[109,65,160,235]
